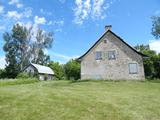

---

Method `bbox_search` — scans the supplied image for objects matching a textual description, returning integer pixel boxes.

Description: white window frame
[129,63,138,74]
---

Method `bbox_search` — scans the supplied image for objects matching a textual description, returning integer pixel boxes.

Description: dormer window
[108,50,116,60]
[95,51,102,60]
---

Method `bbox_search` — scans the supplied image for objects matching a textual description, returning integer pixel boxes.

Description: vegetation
[16,73,32,79]
[48,60,80,80]
[48,61,66,80]
[3,24,53,78]
[134,44,160,79]
[0,79,160,120]
[152,16,160,39]
[0,78,38,86]
[64,59,80,80]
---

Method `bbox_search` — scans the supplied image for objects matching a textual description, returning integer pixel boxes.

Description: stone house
[23,63,54,80]
[78,25,147,80]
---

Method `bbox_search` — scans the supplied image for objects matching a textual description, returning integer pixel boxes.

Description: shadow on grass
[146,79,160,83]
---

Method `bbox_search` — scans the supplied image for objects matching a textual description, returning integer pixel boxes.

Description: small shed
[24,63,54,80]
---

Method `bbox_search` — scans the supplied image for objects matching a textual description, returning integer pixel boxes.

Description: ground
[0,79,160,120]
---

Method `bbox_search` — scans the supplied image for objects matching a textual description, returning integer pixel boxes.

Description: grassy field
[0,79,160,120]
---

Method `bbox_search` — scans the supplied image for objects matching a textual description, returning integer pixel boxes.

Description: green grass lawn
[0,79,160,120]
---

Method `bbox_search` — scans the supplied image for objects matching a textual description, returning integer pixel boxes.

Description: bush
[16,73,31,79]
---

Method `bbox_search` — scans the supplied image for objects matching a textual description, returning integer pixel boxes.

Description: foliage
[48,61,66,80]
[151,16,160,39]
[16,73,31,79]
[0,80,160,120]
[3,24,53,78]
[0,69,7,79]
[0,78,38,86]
[64,59,80,80]
[134,44,160,79]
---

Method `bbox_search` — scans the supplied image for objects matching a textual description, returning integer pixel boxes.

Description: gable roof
[78,30,148,61]
[31,63,54,75]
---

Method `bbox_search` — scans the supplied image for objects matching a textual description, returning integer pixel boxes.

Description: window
[129,63,138,74]
[95,51,102,60]
[104,39,107,43]
[108,51,116,60]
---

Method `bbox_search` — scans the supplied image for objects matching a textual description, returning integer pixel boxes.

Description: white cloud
[52,52,79,61]
[0,56,6,69]
[34,16,46,25]
[149,40,160,53]
[73,0,90,24]
[7,11,23,20]
[73,0,111,24]
[17,3,23,8]
[92,0,107,19]
[9,0,23,8]
[0,5,4,14]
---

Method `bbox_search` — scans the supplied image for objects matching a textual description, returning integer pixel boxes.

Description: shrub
[16,73,31,79]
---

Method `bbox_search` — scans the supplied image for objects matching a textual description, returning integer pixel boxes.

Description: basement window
[129,63,138,74]
[95,51,102,60]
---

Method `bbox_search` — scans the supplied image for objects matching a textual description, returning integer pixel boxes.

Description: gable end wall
[81,32,145,80]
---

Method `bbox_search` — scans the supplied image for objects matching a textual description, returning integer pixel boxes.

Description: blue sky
[0,0,160,68]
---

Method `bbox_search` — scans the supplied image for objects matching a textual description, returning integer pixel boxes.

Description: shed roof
[31,63,54,75]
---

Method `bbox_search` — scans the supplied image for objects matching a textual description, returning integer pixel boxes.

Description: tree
[152,16,160,39]
[0,69,7,79]
[48,61,66,80]
[30,29,53,65]
[134,45,160,79]
[3,24,53,78]
[64,59,80,80]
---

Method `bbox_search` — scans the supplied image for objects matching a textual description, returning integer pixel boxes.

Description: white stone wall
[81,32,145,80]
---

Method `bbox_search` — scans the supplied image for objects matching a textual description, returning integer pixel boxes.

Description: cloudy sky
[0,0,160,68]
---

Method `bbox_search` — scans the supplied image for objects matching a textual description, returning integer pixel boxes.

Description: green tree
[31,29,53,65]
[134,45,160,79]
[0,69,7,79]
[64,59,80,80]
[152,16,160,39]
[3,24,53,78]
[48,61,65,80]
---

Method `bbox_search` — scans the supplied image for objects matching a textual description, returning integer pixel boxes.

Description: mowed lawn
[0,79,160,120]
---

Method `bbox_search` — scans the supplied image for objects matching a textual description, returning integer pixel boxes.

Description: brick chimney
[105,25,112,31]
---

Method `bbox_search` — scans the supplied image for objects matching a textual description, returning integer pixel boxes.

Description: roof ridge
[78,30,148,61]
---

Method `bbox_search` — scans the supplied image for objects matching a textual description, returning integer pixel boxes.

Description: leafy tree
[152,16,160,39]
[64,59,80,80]
[134,45,160,79]
[48,61,66,80]
[3,24,53,78]
[0,69,7,79]
[30,29,53,65]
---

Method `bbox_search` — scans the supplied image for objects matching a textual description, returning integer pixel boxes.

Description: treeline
[0,59,80,80]
[48,60,80,80]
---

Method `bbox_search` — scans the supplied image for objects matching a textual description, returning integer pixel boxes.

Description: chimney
[105,25,112,31]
